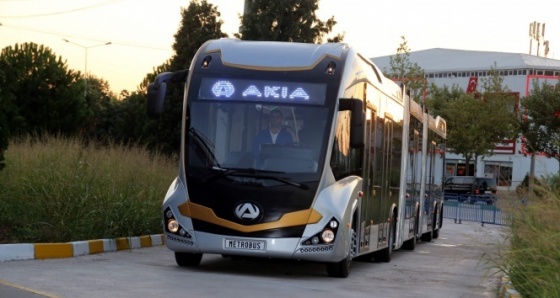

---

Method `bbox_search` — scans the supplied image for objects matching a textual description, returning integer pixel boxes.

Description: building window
[484,162,512,187]
[445,160,475,178]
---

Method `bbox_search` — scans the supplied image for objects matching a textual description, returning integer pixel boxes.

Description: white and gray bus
[147,38,446,278]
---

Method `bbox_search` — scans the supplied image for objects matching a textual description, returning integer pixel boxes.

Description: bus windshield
[186,100,329,181]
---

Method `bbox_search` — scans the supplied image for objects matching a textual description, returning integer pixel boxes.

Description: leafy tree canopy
[132,0,227,154]
[384,36,426,100]
[520,79,560,169]
[0,66,8,169]
[169,0,228,71]
[0,42,85,136]
[238,0,344,43]
[424,66,518,175]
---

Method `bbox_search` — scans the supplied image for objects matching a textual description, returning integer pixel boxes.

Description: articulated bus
[147,38,447,278]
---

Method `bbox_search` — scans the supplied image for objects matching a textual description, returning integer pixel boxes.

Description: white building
[372,49,560,191]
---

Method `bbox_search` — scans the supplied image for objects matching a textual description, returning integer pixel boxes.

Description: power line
[0,23,172,51]
[0,0,126,18]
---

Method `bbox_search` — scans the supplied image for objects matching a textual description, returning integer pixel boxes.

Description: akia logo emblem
[234,202,261,221]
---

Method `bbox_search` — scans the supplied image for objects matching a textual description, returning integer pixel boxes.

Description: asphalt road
[0,218,508,298]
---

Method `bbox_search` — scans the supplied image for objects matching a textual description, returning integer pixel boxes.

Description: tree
[169,0,228,71]
[0,113,7,171]
[79,75,119,141]
[238,0,344,43]
[442,94,484,175]
[520,79,560,172]
[384,36,426,100]
[425,67,518,175]
[0,67,7,170]
[156,0,228,154]
[0,43,85,136]
[125,0,227,154]
[425,83,465,117]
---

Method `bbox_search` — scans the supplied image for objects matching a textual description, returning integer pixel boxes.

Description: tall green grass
[0,135,177,243]
[498,180,560,298]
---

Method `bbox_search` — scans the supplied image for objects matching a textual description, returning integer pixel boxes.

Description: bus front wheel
[175,252,203,267]
[326,228,356,278]
[326,253,351,278]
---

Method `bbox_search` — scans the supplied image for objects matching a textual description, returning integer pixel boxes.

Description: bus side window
[331,110,363,180]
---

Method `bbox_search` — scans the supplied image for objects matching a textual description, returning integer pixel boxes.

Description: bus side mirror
[147,72,174,118]
[339,98,365,148]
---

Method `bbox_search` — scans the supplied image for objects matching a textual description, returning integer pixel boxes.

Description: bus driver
[252,109,294,154]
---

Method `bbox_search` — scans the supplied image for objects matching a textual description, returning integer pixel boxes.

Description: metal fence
[443,200,512,226]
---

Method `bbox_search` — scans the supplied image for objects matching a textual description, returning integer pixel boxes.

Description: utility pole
[63,39,112,99]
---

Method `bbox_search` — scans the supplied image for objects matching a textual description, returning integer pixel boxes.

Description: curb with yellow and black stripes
[0,234,164,262]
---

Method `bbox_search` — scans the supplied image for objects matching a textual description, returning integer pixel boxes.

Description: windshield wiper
[189,127,217,163]
[207,166,308,190]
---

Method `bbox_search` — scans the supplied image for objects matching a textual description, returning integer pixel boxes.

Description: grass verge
[0,134,176,243]
[497,180,560,298]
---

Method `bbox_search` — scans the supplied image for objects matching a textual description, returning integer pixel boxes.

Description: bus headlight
[301,217,339,246]
[167,219,179,233]
[321,229,335,243]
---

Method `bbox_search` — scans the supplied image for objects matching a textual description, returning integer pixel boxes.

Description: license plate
[224,239,266,251]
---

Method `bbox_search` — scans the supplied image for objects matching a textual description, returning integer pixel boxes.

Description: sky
[1,0,559,94]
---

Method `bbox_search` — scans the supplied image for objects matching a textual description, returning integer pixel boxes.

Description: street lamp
[63,39,111,98]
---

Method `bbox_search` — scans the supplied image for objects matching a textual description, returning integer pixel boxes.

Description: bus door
[406,130,421,230]
[425,141,437,215]
[360,108,375,253]
[376,117,393,248]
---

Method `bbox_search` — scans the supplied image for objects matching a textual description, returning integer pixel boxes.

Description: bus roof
[201,38,349,71]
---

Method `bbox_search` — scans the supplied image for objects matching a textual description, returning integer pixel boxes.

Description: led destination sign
[198,78,326,105]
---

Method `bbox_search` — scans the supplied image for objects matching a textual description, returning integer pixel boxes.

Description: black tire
[376,219,394,262]
[326,253,351,278]
[326,228,356,278]
[432,210,440,239]
[439,206,444,229]
[175,252,203,267]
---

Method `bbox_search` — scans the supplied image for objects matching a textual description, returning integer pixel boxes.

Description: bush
[0,134,176,243]
[499,179,560,297]
[515,172,548,196]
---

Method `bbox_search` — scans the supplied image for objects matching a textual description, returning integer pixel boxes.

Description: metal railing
[443,199,512,226]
